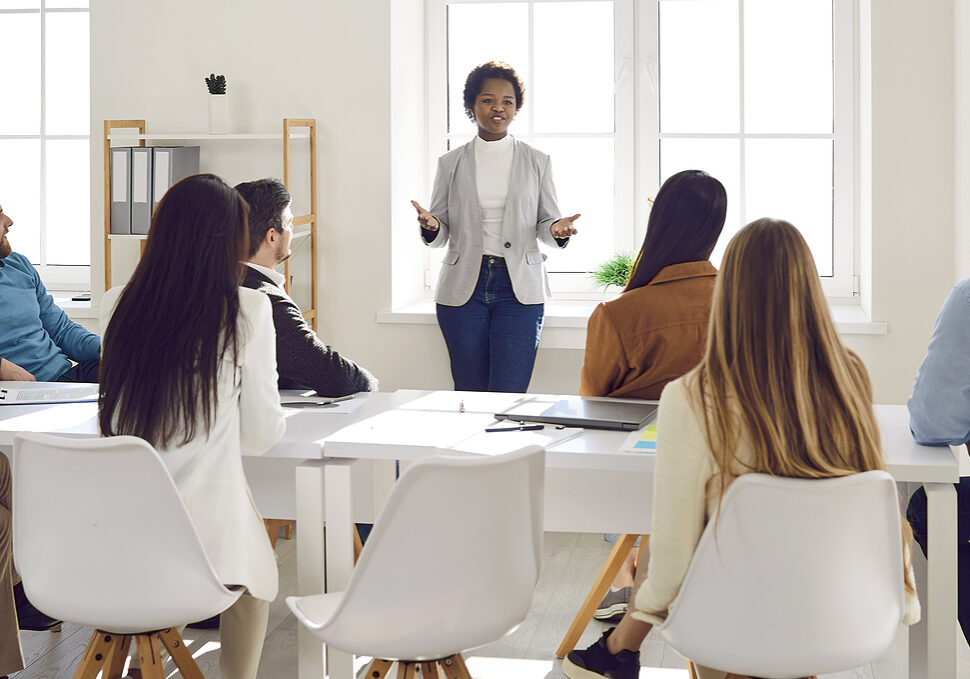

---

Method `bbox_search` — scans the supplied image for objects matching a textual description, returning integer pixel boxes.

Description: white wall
[843,0,956,402]
[91,0,960,404]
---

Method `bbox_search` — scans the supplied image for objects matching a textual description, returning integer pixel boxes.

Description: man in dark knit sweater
[235,179,377,396]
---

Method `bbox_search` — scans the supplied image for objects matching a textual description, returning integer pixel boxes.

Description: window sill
[376,299,889,350]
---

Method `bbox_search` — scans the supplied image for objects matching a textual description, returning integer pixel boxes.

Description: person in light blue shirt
[0,203,100,383]
[907,278,970,648]
[908,278,970,445]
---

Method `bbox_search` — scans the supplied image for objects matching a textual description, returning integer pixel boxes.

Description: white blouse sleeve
[238,289,286,455]
[630,377,714,625]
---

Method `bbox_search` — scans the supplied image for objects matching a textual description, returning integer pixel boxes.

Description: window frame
[0,2,91,292]
[423,0,858,301]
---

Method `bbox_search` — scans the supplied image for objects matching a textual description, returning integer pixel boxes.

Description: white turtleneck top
[474,134,514,257]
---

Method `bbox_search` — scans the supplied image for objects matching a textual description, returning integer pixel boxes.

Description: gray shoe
[593,586,631,622]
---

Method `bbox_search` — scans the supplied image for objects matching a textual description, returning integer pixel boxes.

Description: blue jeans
[436,256,544,392]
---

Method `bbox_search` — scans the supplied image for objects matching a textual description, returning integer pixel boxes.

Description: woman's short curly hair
[463,61,525,122]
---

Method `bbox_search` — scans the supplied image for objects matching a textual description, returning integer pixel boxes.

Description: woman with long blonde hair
[564,219,919,679]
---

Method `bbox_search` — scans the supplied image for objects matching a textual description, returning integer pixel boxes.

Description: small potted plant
[206,73,228,134]
[590,251,636,294]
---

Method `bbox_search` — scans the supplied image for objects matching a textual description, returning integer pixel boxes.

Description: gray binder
[109,147,132,235]
[152,146,200,213]
[130,147,153,235]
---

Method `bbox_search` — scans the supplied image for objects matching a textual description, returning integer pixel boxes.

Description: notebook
[495,397,658,431]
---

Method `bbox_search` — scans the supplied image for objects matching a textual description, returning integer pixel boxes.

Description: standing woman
[99,174,285,679]
[411,60,580,392]
[581,169,727,400]
[564,219,919,679]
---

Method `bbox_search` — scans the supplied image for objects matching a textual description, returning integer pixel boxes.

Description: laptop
[495,397,658,431]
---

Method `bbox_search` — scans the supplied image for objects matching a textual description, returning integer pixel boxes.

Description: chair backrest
[13,432,241,634]
[314,445,545,660]
[657,470,905,679]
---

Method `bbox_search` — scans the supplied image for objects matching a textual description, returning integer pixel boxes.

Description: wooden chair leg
[688,661,700,679]
[419,661,439,678]
[556,533,644,658]
[354,523,364,563]
[282,519,295,540]
[264,518,287,550]
[437,654,471,679]
[102,634,133,679]
[367,658,395,678]
[134,633,166,679]
[451,654,472,679]
[72,631,112,679]
[158,627,204,679]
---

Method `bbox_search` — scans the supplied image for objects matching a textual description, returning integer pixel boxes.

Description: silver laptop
[495,397,658,431]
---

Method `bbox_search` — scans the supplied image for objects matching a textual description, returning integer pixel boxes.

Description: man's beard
[275,242,291,264]
[0,236,11,258]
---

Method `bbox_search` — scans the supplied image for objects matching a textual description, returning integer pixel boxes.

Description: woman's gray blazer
[423,138,567,306]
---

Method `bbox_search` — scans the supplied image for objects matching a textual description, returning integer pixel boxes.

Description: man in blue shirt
[0,203,100,383]
[908,278,970,646]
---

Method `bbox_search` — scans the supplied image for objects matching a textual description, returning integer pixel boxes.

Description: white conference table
[0,384,959,679]
[307,390,960,679]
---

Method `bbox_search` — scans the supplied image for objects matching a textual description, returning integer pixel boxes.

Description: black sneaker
[14,582,62,631]
[562,628,640,679]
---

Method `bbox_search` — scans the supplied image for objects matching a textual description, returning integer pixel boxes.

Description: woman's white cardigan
[103,287,285,601]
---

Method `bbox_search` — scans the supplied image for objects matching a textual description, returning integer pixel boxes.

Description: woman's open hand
[411,200,440,231]
[551,214,580,238]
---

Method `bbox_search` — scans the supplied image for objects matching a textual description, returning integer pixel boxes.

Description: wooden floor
[11,531,970,678]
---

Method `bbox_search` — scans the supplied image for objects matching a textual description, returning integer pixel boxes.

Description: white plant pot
[208,94,228,134]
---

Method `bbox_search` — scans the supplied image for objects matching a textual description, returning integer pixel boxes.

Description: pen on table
[280,394,354,407]
[485,424,545,433]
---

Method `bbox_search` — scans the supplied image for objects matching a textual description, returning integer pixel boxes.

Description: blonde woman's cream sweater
[630,375,921,626]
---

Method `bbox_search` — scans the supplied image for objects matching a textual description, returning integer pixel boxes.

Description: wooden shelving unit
[102,118,318,330]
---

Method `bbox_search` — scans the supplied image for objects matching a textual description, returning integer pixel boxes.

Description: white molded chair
[13,432,243,679]
[657,470,905,679]
[287,445,545,679]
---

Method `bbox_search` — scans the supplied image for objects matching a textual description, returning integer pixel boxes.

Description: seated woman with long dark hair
[580,169,727,400]
[99,174,285,679]
[565,219,919,679]
[580,169,727,621]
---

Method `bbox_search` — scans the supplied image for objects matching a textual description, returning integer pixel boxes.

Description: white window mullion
[825,0,858,299]
[614,0,635,253]
[636,0,659,249]
[39,0,48,268]
[526,1,536,145]
[738,0,747,228]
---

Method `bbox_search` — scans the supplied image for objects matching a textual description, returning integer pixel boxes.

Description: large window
[0,0,90,289]
[427,0,857,299]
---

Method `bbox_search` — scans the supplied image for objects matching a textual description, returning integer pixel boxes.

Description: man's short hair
[235,178,291,258]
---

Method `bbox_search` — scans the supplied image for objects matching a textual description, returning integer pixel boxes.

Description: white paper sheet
[0,383,99,405]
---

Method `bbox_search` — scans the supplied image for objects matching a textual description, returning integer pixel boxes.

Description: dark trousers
[57,359,99,383]
[436,256,544,393]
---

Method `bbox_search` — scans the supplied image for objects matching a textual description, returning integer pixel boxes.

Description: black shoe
[14,582,63,631]
[562,628,640,679]
[186,614,220,629]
